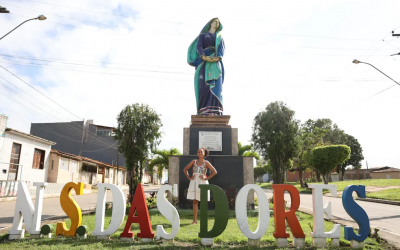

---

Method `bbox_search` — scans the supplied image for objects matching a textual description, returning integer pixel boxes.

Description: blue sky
[0,0,399,168]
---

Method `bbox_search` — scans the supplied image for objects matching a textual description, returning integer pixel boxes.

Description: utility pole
[116,152,119,186]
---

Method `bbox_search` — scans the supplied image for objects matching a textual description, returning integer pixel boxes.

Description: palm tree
[148,148,182,182]
[238,142,260,160]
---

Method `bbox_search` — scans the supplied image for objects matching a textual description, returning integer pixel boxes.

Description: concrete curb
[0,190,98,203]
[357,197,400,206]
[297,206,400,249]
[0,207,96,235]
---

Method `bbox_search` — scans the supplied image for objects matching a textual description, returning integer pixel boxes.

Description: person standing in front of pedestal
[183,147,217,224]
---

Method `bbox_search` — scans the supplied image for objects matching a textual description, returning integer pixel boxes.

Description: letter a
[120,184,154,239]
[56,182,84,237]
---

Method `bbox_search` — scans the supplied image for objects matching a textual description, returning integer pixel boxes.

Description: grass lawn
[366,188,400,201]
[258,179,400,196]
[0,207,394,249]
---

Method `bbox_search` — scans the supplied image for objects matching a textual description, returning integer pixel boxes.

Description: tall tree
[251,101,300,184]
[309,145,351,184]
[254,166,266,182]
[238,142,260,160]
[148,148,182,181]
[302,118,347,181]
[337,134,364,181]
[293,126,326,187]
[115,103,162,203]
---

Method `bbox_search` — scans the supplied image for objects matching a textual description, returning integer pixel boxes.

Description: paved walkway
[263,189,400,243]
[0,185,160,231]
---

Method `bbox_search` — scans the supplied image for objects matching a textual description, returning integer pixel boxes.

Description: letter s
[56,182,84,237]
[342,185,370,242]
[156,184,180,240]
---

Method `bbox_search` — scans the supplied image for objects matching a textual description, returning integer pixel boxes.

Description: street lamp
[0,6,10,13]
[352,59,400,87]
[0,15,46,41]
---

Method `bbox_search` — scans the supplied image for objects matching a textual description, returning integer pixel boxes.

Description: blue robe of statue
[187,18,225,115]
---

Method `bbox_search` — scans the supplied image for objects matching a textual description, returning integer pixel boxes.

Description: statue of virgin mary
[187,18,225,115]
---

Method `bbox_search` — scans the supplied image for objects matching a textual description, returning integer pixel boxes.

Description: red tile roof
[371,167,400,173]
[51,149,125,169]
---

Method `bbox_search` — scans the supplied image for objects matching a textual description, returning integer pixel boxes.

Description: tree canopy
[254,166,266,182]
[115,103,162,202]
[148,148,182,181]
[251,101,300,184]
[309,145,351,184]
[303,118,347,145]
[337,134,364,181]
[238,142,260,160]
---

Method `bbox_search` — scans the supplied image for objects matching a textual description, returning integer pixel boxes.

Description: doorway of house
[8,143,21,180]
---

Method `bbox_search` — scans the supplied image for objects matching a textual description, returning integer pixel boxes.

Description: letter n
[8,182,47,239]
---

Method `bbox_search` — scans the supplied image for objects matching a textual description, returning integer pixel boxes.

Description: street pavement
[263,189,400,236]
[0,185,160,231]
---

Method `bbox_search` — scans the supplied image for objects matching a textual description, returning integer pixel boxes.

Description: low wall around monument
[169,155,254,209]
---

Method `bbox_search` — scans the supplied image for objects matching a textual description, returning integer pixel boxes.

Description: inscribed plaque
[199,131,222,151]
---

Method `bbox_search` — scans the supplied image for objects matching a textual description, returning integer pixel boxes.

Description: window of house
[82,163,97,173]
[70,160,78,173]
[8,143,21,180]
[96,128,112,136]
[386,175,391,179]
[32,149,45,170]
[51,160,54,170]
[60,158,69,171]
[105,167,109,178]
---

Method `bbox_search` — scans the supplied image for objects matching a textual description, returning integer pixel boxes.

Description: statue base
[169,114,254,209]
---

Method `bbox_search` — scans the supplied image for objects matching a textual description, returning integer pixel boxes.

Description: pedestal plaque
[199,131,222,151]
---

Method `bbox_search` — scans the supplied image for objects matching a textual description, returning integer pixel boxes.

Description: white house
[0,114,55,183]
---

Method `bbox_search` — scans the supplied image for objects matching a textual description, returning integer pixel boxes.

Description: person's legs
[192,200,199,224]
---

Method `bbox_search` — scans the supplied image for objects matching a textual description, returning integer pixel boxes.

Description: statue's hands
[209,57,220,62]
[201,55,220,63]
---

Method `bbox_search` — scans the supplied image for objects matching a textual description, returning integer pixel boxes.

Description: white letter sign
[156,184,180,240]
[235,184,270,239]
[92,183,126,237]
[9,182,47,239]
[309,184,341,240]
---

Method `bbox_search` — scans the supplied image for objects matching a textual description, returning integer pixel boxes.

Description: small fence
[0,181,93,198]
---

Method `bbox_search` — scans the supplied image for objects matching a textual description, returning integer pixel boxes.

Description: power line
[262,32,377,41]
[0,61,191,80]
[342,84,397,111]
[0,80,118,149]
[0,53,184,69]
[0,73,75,121]
[0,64,82,120]
[0,55,192,74]
[20,0,187,25]
[4,4,189,37]
[80,141,118,152]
